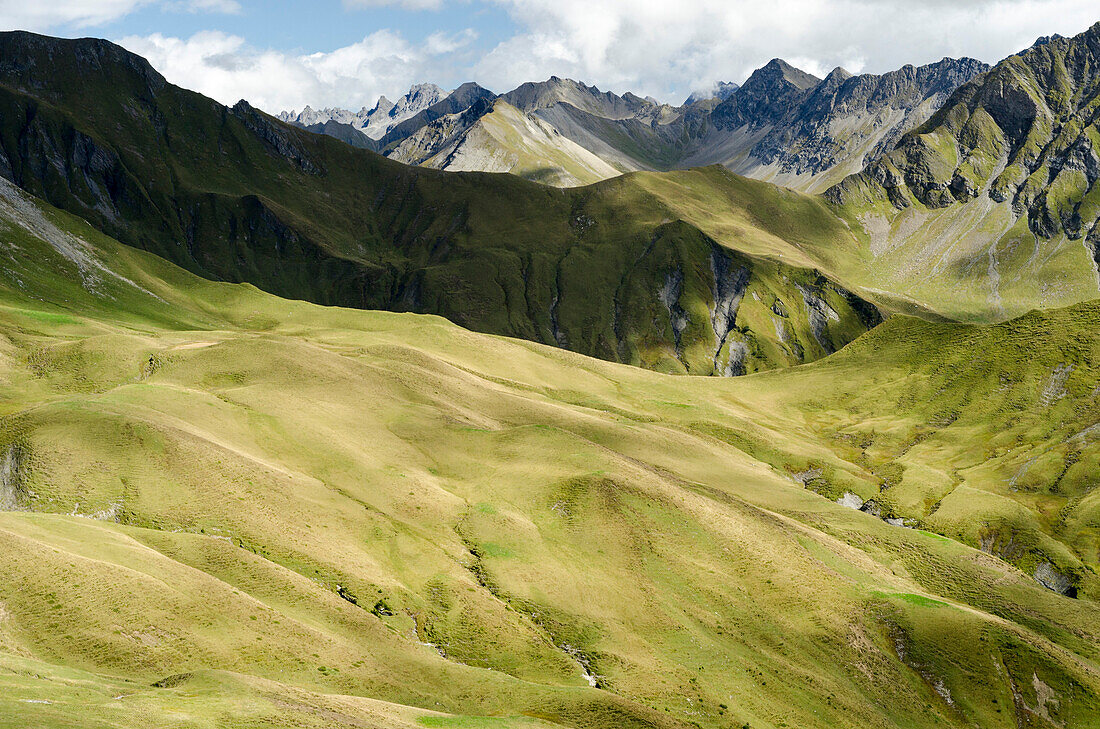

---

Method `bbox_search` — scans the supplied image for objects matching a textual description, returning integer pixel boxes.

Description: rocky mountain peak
[372,96,394,115]
[683,81,739,106]
[756,58,822,90]
[710,59,820,129]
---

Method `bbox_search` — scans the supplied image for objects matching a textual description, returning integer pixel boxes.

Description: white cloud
[0,0,151,30]
[164,0,243,13]
[118,29,463,113]
[473,0,1100,101]
[425,28,477,55]
[0,0,242,31]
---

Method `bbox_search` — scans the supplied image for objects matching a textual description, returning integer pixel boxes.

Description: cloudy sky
[1,1,1095,113]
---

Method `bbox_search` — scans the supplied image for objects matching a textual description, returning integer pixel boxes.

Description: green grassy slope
[0,31,880,377]
[826,22,1100,322]
[726,305,1100,600]
[0,141,1097,729]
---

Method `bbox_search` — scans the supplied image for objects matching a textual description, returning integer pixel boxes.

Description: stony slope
[0,174,1097,729]
[0,31,883,377]
[690,57,991,192]
[281,58,984,192]
[827,22,1100,321]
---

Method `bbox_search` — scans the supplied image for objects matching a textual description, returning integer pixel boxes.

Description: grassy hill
[0,31,882,378]
[0,136,1098,729]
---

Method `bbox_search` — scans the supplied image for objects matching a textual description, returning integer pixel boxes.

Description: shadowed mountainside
[0,31,883,376]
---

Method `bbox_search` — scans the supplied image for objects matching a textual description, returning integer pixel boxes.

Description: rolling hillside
[0,157,1098,729]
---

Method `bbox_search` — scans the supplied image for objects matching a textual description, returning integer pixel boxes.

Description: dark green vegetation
[0,31,879,377]
[0,175,1097,729]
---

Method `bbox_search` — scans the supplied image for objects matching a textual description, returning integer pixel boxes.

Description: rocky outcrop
[1034,562,1077,597]
[658,268,689,366]
[797,281,841,355]
[829,22,1100,244]
[0,444,26,511]
[233,100,323,174]
[710,248,751,375]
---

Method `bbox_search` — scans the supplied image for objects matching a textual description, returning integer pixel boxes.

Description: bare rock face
[710,59,822,130]
[0,444,26,512]
[830,22,1100,244]
[1034,562,1077,597]
[751,57,990,177]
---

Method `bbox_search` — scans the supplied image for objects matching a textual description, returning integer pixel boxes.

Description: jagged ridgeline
[828,23,1100,319]
[0,31,881,375]
[282,58,989,194]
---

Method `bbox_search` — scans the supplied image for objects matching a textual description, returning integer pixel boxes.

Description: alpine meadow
[0,7,1099,729]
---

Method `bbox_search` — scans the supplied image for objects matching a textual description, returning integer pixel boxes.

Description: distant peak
[453,81,487,92]
[752,59,820,89]
[622,91,654,105]
[826,66,852,81]
[1032,33,1066,48]
[683,81,739,106]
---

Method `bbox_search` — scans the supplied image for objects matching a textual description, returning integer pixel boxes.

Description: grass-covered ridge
[0,30,882,377]
[0,140,1097,729]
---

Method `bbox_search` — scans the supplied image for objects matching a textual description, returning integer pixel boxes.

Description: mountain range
[0,20,1100,729]
[279,56,990,191]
